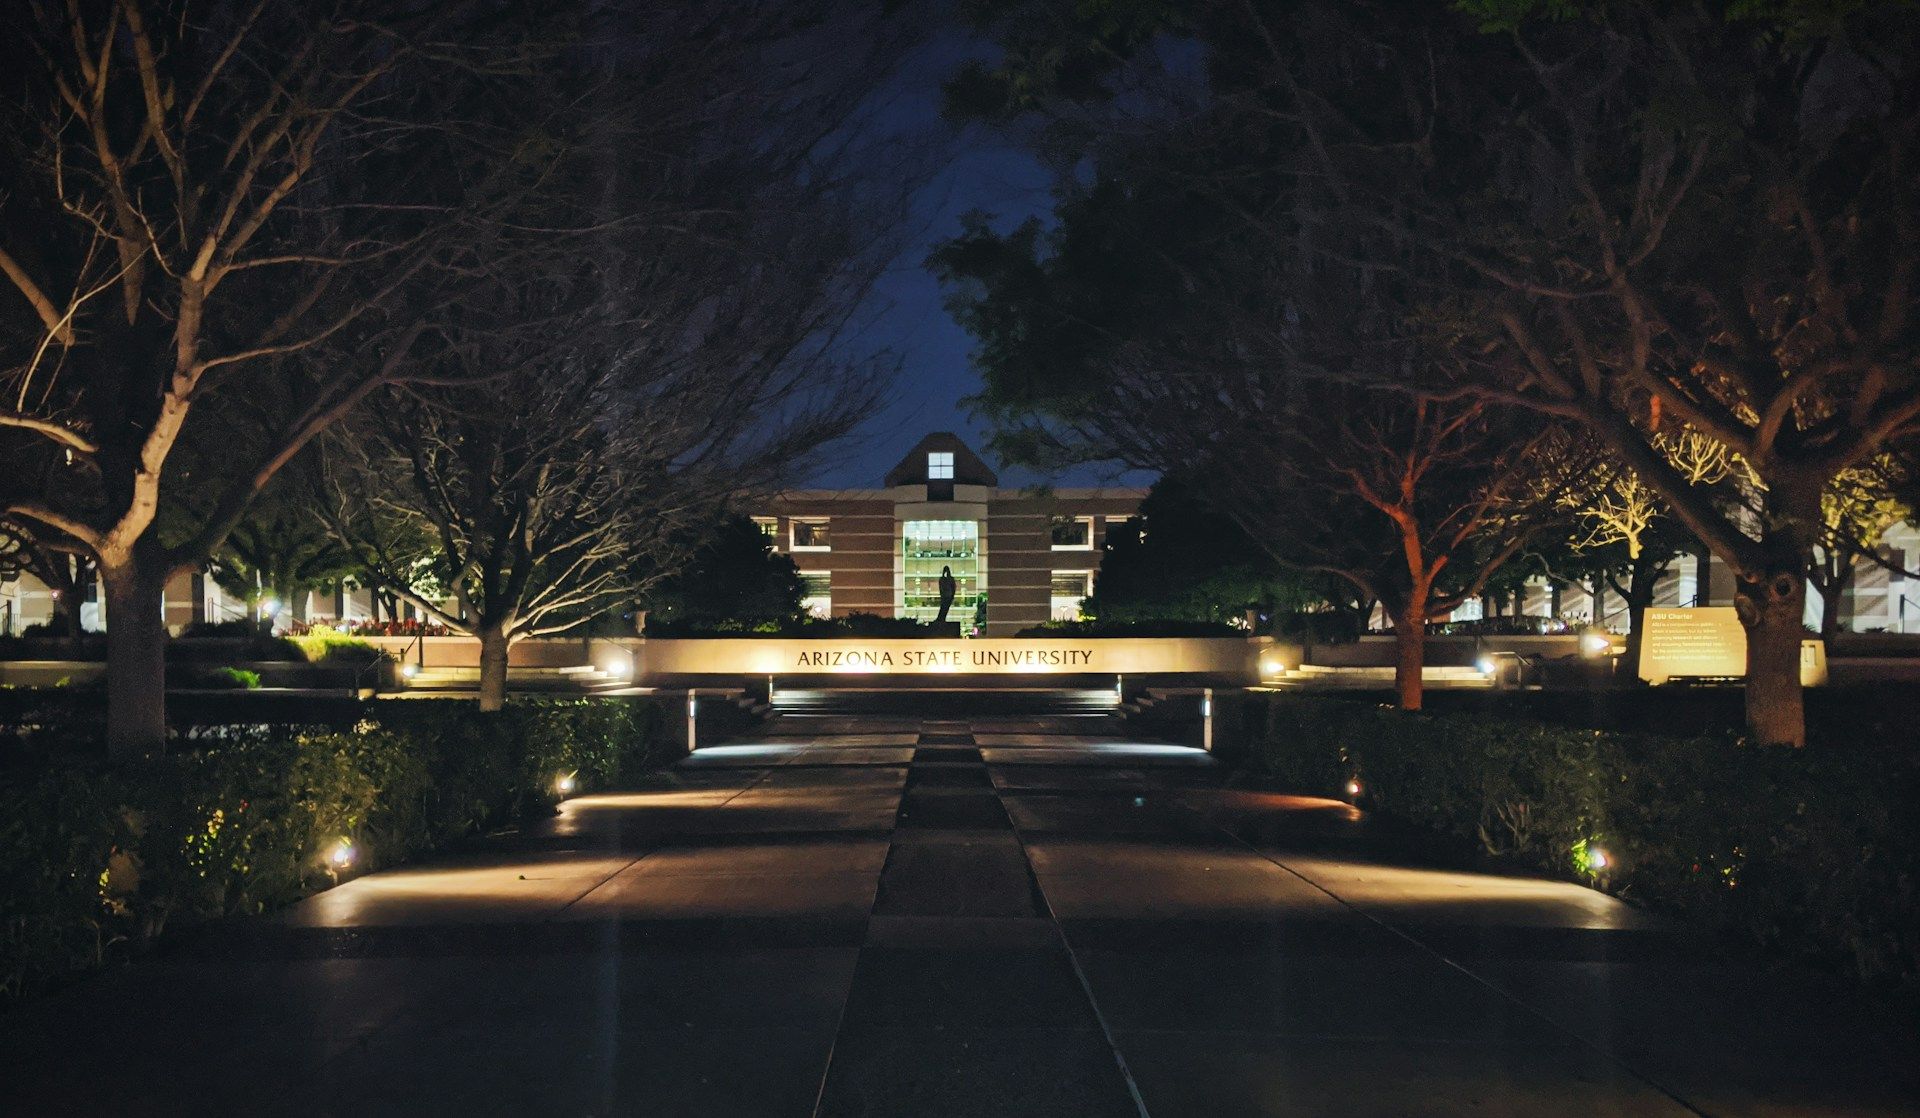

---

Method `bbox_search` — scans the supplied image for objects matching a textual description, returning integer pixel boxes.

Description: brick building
[755,433,1145,636]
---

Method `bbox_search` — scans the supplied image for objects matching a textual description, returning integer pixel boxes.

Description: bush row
[0,697,671,1000]
[1237,694,1920,986]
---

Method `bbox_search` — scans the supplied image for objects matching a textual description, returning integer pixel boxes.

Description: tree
[208,469,357,628]
[0,1,566,756]
[319,4,913,708]
[0,521,92,646]
[951,0,1920,743]
[642,518,807,633]
[1557,431,1754,676]
[1811,458,1913,640]
[932,70,1580,708]
[1085,478,1328,626]
[933,205,1578,708]
[1427,5,1920,744]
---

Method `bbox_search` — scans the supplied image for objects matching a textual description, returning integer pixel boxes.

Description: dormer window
[927,451,954,480]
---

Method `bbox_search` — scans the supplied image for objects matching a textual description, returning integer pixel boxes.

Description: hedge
[0,697,671,1000]
[1239,694,1920,986]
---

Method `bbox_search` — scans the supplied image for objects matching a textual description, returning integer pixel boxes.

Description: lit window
[902,520,981,623]
[1051,570,1093,621]
[1050,516,1094,549]
[790,518,830,550]
[752,517,778,543]
[800,572,832,619]
[927,451,954,480]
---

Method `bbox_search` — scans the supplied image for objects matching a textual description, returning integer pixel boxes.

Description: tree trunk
[58,560,88,656]
[1620,553,1665,682]
[101,553,170,759]
[1736,565,1808,747]
[1816,561,1850,644]
[477,625,510,712]
[1390,592,1428,711]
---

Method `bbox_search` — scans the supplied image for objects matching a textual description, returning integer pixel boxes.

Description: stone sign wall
[639,637,1256,679]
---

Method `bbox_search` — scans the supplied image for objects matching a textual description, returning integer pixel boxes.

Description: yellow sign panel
[639,637,1254,677]
[1639,608,1826,686]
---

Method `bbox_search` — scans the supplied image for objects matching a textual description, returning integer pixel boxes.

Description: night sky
[804,31,1157,493]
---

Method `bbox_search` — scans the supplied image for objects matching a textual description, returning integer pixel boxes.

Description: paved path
[5,711,1917,1116]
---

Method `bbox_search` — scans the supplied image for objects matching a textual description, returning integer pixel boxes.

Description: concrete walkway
[4,711,1917,1116]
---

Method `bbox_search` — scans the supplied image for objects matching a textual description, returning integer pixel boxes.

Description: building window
[790,518,830,551]
[1050,515,1094,549]
[800,572,832,619]
[1051,571,1093,621]
[927,451,954,480]
[902,519,981,624]
[752,516,778,544]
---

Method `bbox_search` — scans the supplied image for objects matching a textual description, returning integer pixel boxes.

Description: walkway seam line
[991,724,1156,1118]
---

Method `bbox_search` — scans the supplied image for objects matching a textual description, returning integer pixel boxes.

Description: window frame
[927,451,955,480]
[799,572,833,618]
[1050,515,1095,550]
[789,517,832,552]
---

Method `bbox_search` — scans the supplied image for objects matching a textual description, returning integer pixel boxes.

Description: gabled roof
[882,432,999,487]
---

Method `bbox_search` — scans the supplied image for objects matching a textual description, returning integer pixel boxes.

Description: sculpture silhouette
[935,564,957,624]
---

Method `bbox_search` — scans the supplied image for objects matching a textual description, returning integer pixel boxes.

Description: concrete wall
[1303,634,1589,668]
[638,636,1256,680]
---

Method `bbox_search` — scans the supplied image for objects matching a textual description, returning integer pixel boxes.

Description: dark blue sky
[803,31,1156,493]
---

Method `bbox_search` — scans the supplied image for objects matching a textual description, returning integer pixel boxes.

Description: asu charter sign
[638,637,1254,679]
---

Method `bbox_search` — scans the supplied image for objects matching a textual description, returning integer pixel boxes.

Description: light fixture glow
[262,598,280,617]
[556,772,577,795]
[1581,633,1612,656]
[1345,779,1362,798]
[1589,847,1610,870]
[328,838,355,869]
[1477,656,1497,675]
[401,662,419,679]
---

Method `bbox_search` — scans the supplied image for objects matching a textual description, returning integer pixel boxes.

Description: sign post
[1202,687,1213,752]
[686,689,698,752]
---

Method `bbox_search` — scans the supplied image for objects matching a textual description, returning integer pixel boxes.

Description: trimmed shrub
[286,629,383,664]
[1240,694,1920,986]
[0,696,674,999]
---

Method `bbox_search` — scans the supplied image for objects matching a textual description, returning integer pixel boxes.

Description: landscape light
[556,772,577,796]
[1477,656,1497,676]
[1345,779,1362,798]
[262,598,280,617]
[602,658,632,680]
[328,838,355,869]
[1589,846,1610,871]
[1581,633,1612,656]
[401,662,419,679]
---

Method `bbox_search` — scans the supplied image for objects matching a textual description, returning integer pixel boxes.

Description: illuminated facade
[756,433,1145,636]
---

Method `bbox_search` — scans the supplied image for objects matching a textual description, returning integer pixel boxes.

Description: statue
[934,564,957,623]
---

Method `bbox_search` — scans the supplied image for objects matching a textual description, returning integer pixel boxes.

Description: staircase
[1266,663,1493,690]
[768,687,1124,717]
[402,664,628,694]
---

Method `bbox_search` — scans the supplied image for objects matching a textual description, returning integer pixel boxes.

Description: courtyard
[4,697,1914,1117]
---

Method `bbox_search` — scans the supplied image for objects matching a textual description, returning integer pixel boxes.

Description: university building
[755,433,1146,636]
